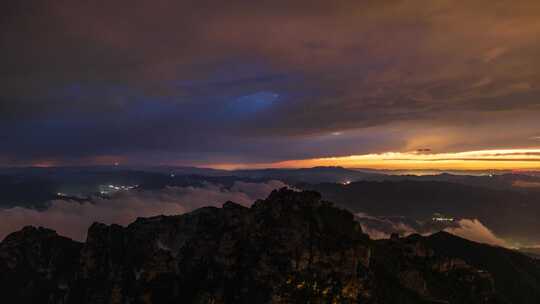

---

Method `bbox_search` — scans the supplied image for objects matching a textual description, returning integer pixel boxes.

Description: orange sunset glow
[211,148,540,170]
[4,1,540,302]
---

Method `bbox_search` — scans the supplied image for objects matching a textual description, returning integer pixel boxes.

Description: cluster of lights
[431,213,455,222]
[99,184,138,195]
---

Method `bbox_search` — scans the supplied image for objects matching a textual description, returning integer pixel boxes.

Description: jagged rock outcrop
[72,189,373,303]
[0,226,82,303]
[1,188,538,303]
[371,234,498,303]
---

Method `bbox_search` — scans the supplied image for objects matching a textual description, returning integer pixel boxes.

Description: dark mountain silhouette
[2,167,540,246]
[2,166,540,208]
[300,180,540,244]
[232,166,381,184]
[519,248,540,259]
[422,232,540,303]
[1,188,539,303]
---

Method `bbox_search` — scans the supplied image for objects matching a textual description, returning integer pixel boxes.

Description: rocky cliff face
[0,226,82,303]
[0,188,538,303]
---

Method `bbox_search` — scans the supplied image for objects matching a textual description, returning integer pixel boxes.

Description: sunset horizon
[13,147,540,171]
[2,1,540,302]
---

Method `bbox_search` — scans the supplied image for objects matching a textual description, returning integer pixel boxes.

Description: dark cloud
[2,0,540,165]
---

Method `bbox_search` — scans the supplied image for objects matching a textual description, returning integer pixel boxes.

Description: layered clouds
[445,219,509,248]
[2,1,540,166]
[0,180,286,241]
[356,213,509,248]
[270,148,540,170]
[0,177,514,248]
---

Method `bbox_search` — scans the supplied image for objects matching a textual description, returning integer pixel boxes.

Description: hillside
[1,189,539,303]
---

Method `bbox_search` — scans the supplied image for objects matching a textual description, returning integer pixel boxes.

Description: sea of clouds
[0,180,286,241]
[355,212,509,247]
[0,180,515,248]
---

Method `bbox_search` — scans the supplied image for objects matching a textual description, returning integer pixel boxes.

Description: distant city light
[98,184,137,195]
[431,213,455,222]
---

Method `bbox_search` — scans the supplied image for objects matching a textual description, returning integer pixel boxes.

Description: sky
[2,0,540,169]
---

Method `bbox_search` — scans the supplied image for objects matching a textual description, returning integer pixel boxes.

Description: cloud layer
[445,219,508,248]
[0,180,286,241]
[0,177,512,248]
[356,212,509,247]
[2,1,540,165]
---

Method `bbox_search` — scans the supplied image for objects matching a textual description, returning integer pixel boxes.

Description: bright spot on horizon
[208,148,540,170]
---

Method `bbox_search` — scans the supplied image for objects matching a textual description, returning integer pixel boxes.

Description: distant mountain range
[4,166,540,206]
[2,166,540,246]
[520,248,540,259]
[300,180,540,245]
[1,188,539,303]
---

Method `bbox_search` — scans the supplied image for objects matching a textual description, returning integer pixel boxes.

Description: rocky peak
[0,226,82,304]
[253,187,323,211]
[0,226,82,267]
[222,200,248,210]
[1,189,539,303]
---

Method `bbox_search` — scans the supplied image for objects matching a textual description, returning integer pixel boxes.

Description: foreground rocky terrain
[1,188,539,303]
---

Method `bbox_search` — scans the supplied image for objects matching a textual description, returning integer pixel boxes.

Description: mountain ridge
[1,188,539,303]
